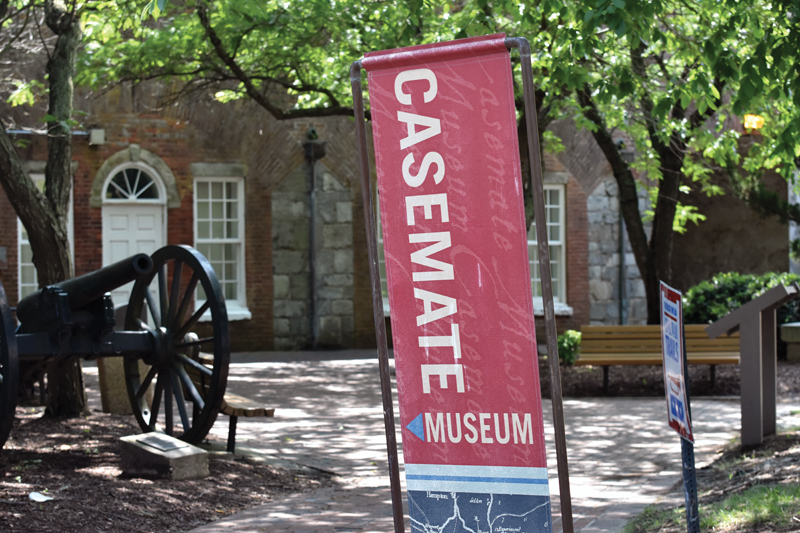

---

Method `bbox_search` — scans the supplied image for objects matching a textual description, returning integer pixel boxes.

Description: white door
[102,204,165,308]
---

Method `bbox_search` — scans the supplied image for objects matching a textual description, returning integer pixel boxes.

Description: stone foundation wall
[272,161,355,350]
[587,177,649,325]
[313,167,354,348]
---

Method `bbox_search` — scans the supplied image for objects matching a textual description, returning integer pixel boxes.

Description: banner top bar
[361,33,507,71]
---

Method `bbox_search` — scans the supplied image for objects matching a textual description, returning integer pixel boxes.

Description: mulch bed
[0,409,331,532]
[542,359,800,398]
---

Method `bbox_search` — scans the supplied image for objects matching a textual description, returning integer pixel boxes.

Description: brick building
[550,119,789,326]
[1,79,597,351]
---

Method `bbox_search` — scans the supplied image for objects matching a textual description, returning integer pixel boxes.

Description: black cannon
[0,245,229,448]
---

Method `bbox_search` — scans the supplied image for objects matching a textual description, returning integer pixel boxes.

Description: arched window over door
[105,166,161,201]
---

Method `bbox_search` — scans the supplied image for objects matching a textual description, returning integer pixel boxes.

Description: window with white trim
[18,173,73,300]
[194,178,250,320]
[528,185,566,306]
[375,189,390,314]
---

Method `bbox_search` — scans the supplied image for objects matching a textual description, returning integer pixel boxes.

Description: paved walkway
[84,351,800,533]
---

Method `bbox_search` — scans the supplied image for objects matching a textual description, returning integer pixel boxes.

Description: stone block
[273,275,290,300]
[273,251,307,274]
[120,433,209,480]
[587,212,603,225]
[272,220,310,251]
[316,201,337,223]
[315,300,332,316]
[334,250,353,273]
[588,242,599,252]
[274,337,297,351]
[332,299,354,315]
[322,224,353,248]
[290,274,310,299]
[587,196,609,212]
[315,250,336,275]
[98,358,152,415]
[318,316,342,346]
[589,279,612,302]
[274,300,306,318]
[341,315,355,336]
[272,199,307,220]
[606,302,620,319]
[336,202,352,223]
[274,318,290,337]
[319,287,345,299]
[588,266,602,280]
[601,266,618,280]
[325,274,353,287]
[589,254,604,266]
[590,302,607,321]
[289,317,310,336]
[600,241,618,254]
[629,299,648,321]
[321,171,345,191]
[630,279,646,298]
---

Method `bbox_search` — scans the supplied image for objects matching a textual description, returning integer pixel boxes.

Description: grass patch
[625,483,800,533]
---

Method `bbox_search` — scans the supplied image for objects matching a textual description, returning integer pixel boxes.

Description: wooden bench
[193,354,275,454]
[577,325,740,391]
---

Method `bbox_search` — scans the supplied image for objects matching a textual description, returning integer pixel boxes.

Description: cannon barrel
[16,253,154,326]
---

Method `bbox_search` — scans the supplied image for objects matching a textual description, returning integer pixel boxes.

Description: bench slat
[576,324,739,367]
[222,392,276,418]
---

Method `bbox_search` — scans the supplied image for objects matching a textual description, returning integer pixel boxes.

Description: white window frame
[18,173,74,300]
[528,184,572,316]
[193,177,251,321]
[374,188,390,315]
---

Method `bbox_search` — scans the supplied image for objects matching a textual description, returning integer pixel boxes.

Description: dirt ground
[0,360,798,533]
[0,410,330,532]
[544,358,800,398]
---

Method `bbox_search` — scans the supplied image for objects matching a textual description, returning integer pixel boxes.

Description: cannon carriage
[0,245,229,448]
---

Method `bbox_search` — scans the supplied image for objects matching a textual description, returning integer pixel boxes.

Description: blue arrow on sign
[407,413,425,442]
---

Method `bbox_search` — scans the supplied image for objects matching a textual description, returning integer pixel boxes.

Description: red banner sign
[363,34,552,530]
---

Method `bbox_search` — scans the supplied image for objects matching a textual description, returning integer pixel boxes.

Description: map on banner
[362,34,552,531]
[660,281,694,442]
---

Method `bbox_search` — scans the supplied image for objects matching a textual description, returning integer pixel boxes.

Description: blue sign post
[660,281,699,533]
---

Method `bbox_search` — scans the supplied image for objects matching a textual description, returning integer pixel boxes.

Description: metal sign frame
[350,36,573,533]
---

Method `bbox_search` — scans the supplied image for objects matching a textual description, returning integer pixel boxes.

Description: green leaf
[615,19,626,37]
[612,0,626,9]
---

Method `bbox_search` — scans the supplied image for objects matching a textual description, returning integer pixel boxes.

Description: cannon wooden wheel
[124,245,229,444]
[0,278,17,447]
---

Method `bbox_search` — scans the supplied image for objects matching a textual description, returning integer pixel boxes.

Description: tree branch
[195,1,355,120]
[576,85,650,283]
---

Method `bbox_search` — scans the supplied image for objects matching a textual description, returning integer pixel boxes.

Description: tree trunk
[576,87,653,317]
[41,4,85,417]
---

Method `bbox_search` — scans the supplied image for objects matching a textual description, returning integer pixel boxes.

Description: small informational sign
[660,281,694,442]
[362,35,552,531]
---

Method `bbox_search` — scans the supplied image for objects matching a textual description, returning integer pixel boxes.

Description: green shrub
[683,271,800,325]
[683,271,800,360]
[556,330,581,366]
